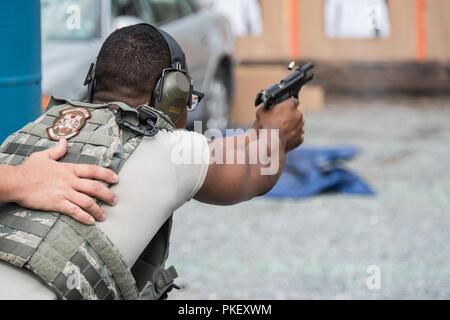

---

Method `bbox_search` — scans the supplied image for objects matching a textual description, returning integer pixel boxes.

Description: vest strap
[0,214,51,238]
[60,216,140,300]
[0,237,35,266]
[19,123,48,139]
[0,203,56,267]
[70,132,115,148]
[139,266,179,300]
[19,123,115,148]
[27,217,120,300]
[0,143,99,165]
[1,143,47,157]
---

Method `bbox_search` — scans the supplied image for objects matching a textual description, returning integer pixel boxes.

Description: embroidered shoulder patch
[47,107,91,141]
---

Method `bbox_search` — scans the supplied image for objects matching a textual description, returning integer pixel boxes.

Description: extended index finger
[73,164,119,185]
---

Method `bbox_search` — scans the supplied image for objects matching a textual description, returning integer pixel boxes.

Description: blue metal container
[0,0,41,142]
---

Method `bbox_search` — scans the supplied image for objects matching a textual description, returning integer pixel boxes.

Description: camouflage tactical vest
[0,97,178,300]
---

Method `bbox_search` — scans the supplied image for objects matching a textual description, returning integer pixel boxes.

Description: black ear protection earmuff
[144,24,204,119]
[83,24,204,125]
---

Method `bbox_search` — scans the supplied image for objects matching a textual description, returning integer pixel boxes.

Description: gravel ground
[168,96,450,300]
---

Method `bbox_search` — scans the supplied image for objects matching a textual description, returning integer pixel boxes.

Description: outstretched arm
[0,139,119,225]
[195,98,304,205]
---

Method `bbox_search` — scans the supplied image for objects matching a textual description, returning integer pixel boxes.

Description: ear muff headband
[155,27,188,72]
[84,23,196,123]
[83,60,97,103]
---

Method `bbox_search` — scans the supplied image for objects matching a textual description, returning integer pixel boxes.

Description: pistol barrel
[255,62,315,109]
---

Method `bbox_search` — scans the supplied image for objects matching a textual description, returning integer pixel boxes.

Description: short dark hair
[94,24,171,103]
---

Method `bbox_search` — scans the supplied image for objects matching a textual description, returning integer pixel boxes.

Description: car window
[41,0,102,41]
[112,0,141,19]
[111,0,157,24]
[185,0,199,12]
[111,0,195,27]
[145,0,194,25]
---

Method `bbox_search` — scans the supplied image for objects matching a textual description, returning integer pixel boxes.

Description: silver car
[41,0,235,129]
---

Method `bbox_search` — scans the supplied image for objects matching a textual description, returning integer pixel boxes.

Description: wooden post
[416,0,426,62]
[289,0,301,60]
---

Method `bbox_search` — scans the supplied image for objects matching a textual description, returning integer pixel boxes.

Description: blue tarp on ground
[266,146,375,198]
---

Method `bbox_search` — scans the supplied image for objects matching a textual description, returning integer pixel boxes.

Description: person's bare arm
[195,98,304,205]
[0,139,118,225]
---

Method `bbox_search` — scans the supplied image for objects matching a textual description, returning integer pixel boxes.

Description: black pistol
[255,62,314,109]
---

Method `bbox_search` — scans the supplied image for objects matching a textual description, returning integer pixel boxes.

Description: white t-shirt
[0,130,210,300]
